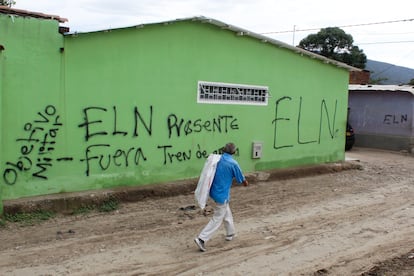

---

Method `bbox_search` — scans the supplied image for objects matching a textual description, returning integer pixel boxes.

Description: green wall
[0,17,349,203]
[0,15,64,201]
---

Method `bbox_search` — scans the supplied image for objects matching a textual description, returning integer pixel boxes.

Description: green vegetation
[298,27,367,69]
[72,205,96,215]
[72,198,120,214]
[0,0,16,7]
[0,198,120,227]
[98,198,119,212]
[4,210,55,226]
[369,76,389,85]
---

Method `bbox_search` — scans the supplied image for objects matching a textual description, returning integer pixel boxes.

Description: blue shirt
[209,153,245,204]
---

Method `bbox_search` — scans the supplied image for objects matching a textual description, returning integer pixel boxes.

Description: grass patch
[72,198,120,215]
[1,198,120,227]
[98,198,119,212]
[4,210,55,226]
[72,205,95,215]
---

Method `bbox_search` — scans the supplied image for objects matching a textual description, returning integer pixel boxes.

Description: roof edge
[349,84,414,95]
[67,15,361,72]
[193,17,360,72]
[0,5,68,23]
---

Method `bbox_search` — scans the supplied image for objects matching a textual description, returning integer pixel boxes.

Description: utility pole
[292,25,296,45]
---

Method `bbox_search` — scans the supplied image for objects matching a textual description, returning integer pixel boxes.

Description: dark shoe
[194,238,206,252]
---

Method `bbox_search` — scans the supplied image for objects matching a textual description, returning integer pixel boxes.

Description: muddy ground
[0,147,413,275]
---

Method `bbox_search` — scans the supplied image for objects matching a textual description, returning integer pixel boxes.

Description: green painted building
[0,7,354,213]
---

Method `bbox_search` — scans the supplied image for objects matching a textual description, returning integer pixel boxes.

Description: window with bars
[197,81,269,106]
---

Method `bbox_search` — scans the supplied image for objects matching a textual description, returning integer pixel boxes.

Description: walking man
[194,142,248,252]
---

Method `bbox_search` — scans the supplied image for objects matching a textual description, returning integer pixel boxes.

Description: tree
[0,0,15,7]
[369,76,388,85]
[408,79,414,85]
[298,27,367,69]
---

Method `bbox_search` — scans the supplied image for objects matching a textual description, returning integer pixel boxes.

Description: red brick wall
[349,70,370,84]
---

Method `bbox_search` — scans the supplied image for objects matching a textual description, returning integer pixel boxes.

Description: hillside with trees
[297,27,413,85]
[366,60,414,85]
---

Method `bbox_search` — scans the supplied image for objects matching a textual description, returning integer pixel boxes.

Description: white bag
[194,154,221,209]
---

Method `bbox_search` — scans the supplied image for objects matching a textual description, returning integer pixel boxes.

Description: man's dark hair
[223,143,237,154]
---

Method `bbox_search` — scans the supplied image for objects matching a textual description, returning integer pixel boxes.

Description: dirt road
[1,148,413,275]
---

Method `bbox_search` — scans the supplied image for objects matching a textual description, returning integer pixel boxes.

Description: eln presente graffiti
[77,106,239,175]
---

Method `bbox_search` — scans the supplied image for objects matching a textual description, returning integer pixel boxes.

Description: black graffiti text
[167,114,239,138]
[3,105,63,184]
[273,96,338,150]
[383,114,408,124]
[78,105,153,141]
[158,145,191,165]
[80,144,147,176]
[158,143,211,165]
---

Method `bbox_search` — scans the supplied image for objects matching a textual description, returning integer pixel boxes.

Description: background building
[348,84,414,152]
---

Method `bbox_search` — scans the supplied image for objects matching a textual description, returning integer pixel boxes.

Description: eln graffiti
[3,97,340,185]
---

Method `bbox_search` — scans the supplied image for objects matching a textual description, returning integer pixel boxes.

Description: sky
[13,0,414,69]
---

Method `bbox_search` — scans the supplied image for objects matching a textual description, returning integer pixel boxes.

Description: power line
[261,18,414,35]
[370,49,414,77]
[356,40,414,45]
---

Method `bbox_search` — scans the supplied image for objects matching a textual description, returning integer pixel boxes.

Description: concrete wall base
[355,134,414,153]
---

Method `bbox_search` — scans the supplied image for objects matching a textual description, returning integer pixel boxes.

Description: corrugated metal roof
[69,15,361,72]
[0,5,68,23]
[349,84,414,95]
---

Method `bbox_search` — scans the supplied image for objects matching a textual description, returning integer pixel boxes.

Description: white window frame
[197,81,269,106]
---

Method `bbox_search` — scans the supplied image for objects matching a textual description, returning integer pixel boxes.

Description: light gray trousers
[198,202,235,242]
